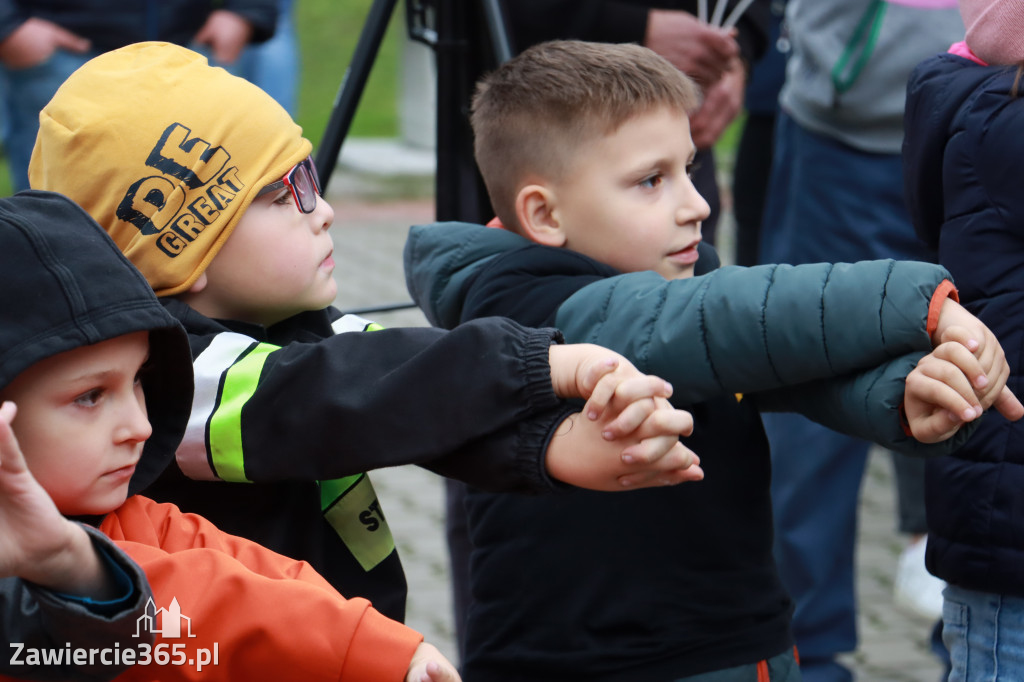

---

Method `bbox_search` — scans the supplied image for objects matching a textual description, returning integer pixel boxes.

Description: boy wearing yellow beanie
[29,41,701,628]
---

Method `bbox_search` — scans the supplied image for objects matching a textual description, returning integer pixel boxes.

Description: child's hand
[938,324,1024,421]
[931,297,989,350]
[904,343,984,443]
[545,405,703,491]
[930,299,1024,418]
[583,368,676,440]
[406,642,461,682]
[0,401,71,577]
[0,400,114,598]
[549,343,671,403]
[904,340,1023,443]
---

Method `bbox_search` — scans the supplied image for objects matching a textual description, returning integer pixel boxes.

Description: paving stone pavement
[324,167,948,680]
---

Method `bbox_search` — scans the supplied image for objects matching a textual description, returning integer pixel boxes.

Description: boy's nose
[313,194,334,232]
[676,184,711,225]
[116,395,153,444]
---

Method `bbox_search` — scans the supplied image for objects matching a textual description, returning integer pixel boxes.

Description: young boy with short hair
[402,40,1024,680]
[28,41,700,626]
[0,189,463,681]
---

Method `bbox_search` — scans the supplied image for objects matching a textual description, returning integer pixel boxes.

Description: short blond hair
[471,40,701,231]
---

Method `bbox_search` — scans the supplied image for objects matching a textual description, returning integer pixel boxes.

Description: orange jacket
[100,495,422,681]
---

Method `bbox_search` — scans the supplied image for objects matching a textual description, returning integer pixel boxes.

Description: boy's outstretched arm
[406,642,462,682]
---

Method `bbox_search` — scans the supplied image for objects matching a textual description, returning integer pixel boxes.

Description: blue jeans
[0,50,95,192]
[943,585,1024,681]
[232,0,300,115]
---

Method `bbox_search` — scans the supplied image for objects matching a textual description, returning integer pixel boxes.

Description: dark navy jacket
[904,53,1024,595]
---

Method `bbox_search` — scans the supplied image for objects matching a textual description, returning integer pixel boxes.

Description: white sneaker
[894,536,945,620]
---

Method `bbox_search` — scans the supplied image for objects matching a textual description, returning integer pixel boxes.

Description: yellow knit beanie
[29,41,312,297]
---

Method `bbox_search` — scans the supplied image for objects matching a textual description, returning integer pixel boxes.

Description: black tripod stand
[315,0,513,315]
[315,0,511,218]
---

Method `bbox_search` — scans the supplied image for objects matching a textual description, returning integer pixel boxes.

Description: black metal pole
[482,0,512,63]
[434,0,499,222]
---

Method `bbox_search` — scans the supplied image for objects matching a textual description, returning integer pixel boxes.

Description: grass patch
[295,0,403,147]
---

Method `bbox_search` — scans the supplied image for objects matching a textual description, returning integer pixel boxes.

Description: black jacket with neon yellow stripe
[144,299,575,622]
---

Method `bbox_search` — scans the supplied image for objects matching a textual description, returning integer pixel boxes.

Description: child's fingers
[930,339,988,391]
[579,356,620,400]
[616,406,695,461]
[0,402,25,474]
[599,397,657,438]
[908,354,981,422]
[940,324,1009,396]
[422,661,461,682]
[909,409,964,444]
[993,386,1024,422]
[618,445,704,487]
[621,432,697,468]
[938,323,980,354]
[585,374,672,422]
[579,358,623,415]
[598,385,677,438]
[619,464,706,488]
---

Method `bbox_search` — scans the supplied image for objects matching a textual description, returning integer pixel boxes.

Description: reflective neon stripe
[208,343,276,482]
[321,473,396,571]
[319,474,362,509]
[178,332,260,481]
[366,322,384,331]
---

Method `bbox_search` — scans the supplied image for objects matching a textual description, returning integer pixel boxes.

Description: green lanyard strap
[832,0,888,95]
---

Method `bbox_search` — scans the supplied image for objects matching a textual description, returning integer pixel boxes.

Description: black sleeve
[240,317,568,483]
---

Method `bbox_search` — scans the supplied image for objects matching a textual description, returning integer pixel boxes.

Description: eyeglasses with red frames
[255,155,322,214]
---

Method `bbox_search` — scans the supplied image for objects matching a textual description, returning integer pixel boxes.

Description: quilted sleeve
[555,259,951,405]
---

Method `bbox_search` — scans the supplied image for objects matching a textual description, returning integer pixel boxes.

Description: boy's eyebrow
[68,354,150,384]
[63,369,119,387]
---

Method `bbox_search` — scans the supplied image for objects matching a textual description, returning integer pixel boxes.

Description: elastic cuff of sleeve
[898,403,913,437]
[54,539,135,614]
[926,279,959,338]
[522,327,566,414]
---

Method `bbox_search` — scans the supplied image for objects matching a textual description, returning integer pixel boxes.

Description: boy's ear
[515,184,566,247]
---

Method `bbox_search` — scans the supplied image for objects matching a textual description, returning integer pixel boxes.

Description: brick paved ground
[324,162,947,680]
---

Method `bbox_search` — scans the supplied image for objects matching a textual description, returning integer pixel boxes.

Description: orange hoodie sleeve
[99,496,422,682]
